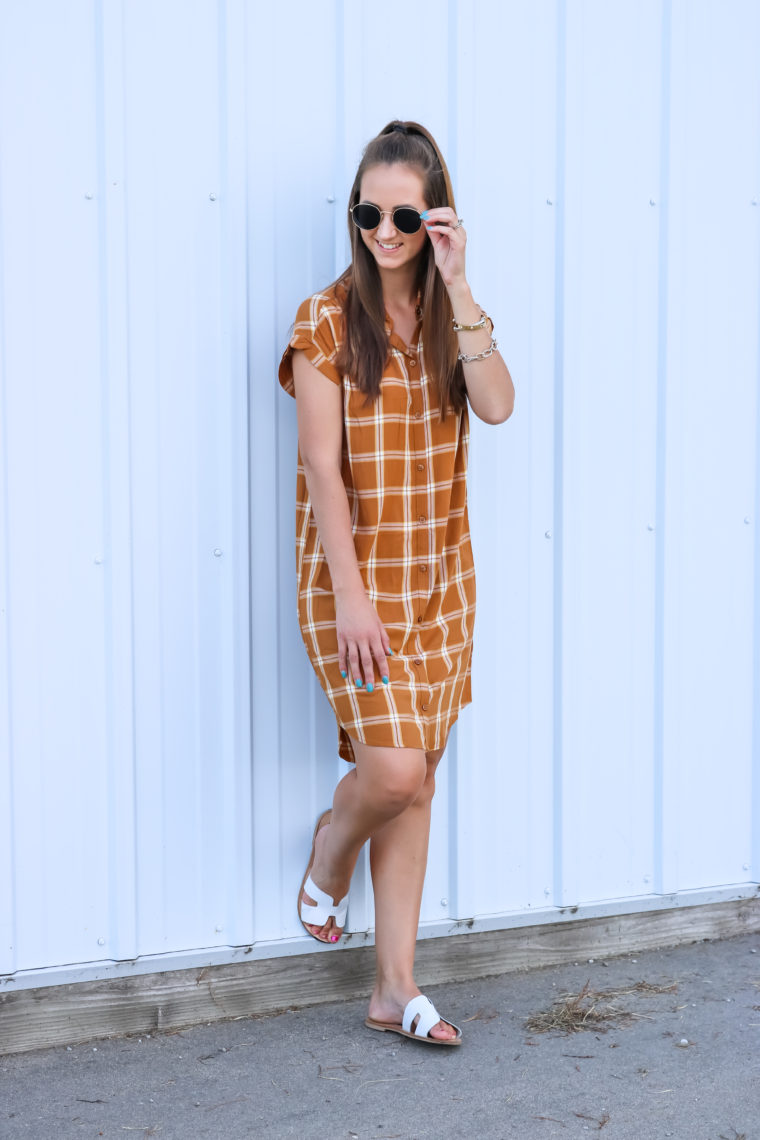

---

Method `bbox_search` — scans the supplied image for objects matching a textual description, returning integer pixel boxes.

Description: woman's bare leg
[366,745,458,1041]
[301,741,427,942]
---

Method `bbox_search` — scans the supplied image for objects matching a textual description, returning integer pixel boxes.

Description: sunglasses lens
[352,203,381,230]
[393,208,422,234]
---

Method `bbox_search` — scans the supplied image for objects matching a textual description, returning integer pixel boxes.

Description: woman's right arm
[291,350,391,689]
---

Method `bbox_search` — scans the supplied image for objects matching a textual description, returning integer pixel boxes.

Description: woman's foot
[367,985,458,1041]
[300,815,352,943]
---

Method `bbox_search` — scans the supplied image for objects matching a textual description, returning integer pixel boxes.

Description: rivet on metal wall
[546,198,553,205]
[744,517,751,525]
[97,938,105,946]
[440,898,448,907]
[743,863,750,871]
[209,193,217,201]
[647,523,655,531]
[751,199,757,206]
[326,195,336,203]
[649,198,656,206]
[94,555,103,564]
[84,192,94,200]
[213,548,223,557]
[544,530,552,539]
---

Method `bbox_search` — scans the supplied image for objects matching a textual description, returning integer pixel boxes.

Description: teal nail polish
[388,648,394,656]
[420,210,429,219]
[355,678,363,688]
[382,676,389,685]
[341,670,347,679]
[366,683,374,693]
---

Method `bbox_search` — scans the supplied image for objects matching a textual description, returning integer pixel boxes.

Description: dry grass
[524,978,678,1036]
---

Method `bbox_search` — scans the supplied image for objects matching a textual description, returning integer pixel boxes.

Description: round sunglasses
[350,202,424,235]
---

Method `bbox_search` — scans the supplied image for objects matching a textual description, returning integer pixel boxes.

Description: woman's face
[356,163,429,272]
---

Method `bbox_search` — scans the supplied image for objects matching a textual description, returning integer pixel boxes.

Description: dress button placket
[410,344,428,633]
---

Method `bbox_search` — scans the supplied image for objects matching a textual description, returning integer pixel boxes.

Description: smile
[376,240,402,251]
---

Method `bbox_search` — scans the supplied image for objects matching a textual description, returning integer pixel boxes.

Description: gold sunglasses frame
[349,202,424,234]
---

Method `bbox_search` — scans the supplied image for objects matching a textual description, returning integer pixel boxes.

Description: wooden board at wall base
[1,897,758,1056]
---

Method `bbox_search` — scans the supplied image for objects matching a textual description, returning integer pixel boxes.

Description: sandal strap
[301,873,348,927]
[402,994,445,1038]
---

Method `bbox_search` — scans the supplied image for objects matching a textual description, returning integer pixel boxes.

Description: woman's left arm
[422,207,515,425]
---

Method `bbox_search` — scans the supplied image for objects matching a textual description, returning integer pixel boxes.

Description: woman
[278,120,514,1046]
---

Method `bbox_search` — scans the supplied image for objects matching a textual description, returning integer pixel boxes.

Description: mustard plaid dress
[278,280,476,764]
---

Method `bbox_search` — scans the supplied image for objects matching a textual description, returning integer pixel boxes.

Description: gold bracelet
[458,336,498,363]
[452,308,489,332]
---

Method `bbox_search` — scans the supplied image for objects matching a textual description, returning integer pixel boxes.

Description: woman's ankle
[372,973,418,1001]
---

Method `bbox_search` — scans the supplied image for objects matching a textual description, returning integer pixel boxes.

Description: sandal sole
[364,1017,462,1045]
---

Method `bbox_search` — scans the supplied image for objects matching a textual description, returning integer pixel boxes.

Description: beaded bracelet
[452,309,489,332]
[458,336,499,363]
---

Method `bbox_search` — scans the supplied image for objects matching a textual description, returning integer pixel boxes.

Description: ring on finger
[452,218,464,230]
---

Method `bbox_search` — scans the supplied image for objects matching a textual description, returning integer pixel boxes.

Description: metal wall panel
[0,0,757,989]
[660,0,758,892]
[0,1,110,974]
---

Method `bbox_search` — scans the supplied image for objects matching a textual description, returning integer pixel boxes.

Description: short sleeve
[278,292,343,397]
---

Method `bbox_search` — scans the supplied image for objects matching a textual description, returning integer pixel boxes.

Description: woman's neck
[377,264,418,313]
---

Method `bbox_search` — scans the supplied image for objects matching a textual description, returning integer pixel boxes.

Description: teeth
[378,241,400,250]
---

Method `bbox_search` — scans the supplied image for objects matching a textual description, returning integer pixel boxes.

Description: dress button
[418,515,426,523]
[417,615,422,623]
[421,703,429,712]
[419,564,428,573]
[414,411,422,419]
[409,358,416,367]
[416,462,425,471]
[413,658,423,666]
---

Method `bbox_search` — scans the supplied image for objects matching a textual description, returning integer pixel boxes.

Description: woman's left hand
[422,207,467,289]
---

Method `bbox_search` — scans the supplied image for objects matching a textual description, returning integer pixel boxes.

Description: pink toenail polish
[331,935,339,942]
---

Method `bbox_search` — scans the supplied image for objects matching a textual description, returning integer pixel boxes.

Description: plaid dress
[278,280,476,764]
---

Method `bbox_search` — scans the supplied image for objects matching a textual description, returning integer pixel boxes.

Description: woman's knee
[381,760,427,811]
[353,743,427,812]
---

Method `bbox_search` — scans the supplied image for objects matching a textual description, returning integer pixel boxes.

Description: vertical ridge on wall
[443,0,466,923]
[751,7,760,890]
[754,238,760,883]
[332,0,345,281]
[248,2,287,947]
[97,0,140,964]
[652,0,673,897]
[218,0,254,947]
[0,10,12,974]
[551,0,568,908]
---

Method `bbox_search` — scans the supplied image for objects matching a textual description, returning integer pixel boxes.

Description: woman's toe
[431,1020,456,1040]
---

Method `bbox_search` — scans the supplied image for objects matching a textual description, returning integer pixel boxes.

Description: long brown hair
[333,120,465,418]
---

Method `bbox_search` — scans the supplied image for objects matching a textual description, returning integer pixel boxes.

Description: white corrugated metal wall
[0,0,758,990]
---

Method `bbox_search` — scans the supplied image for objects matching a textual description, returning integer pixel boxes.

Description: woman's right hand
[335,588,391,691]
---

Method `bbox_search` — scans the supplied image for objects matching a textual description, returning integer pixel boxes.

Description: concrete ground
[2,931,759,1140]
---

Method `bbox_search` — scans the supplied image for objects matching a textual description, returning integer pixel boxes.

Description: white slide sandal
[298,809,349,942]
[365,994,462,1045]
